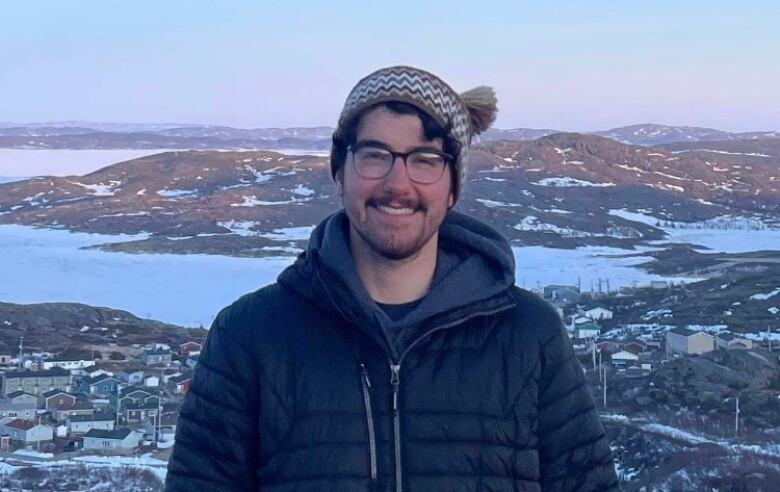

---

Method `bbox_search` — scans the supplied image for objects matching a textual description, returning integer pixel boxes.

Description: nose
[383,155,413,190]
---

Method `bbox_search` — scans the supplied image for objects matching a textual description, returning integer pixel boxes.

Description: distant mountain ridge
[1,122,777,149]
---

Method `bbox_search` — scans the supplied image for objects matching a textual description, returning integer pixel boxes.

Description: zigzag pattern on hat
[333,65,482,201]
[339,67,472,152]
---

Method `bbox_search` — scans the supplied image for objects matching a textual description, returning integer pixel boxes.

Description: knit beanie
[330,65,498,201]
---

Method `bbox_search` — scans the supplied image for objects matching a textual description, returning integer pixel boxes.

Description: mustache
[368,196,423,210]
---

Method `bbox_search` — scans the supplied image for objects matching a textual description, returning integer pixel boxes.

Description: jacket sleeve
[537,320,620,492]
[165,307,260,492]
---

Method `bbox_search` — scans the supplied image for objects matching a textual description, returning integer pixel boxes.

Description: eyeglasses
[348,143,452,184]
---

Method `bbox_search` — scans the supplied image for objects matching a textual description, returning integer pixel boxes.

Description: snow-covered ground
[0,149,325,178]
[0,149,172,176]
[0,224,704,327]
[0,452,168,482]
[609,209,780,253]
[512,245,698,291]
[0,224,293,327]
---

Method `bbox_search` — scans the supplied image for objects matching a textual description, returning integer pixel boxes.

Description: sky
[1,1,779,132]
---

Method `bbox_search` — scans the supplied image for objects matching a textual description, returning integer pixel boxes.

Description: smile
[375,204,416,215]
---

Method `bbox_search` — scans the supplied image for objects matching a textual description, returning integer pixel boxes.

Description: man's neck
[350,229,438,305]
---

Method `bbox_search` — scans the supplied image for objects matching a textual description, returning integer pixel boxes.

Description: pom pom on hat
[460,86,497,136]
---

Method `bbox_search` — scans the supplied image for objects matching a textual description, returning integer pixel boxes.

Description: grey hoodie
[277,209,516,360]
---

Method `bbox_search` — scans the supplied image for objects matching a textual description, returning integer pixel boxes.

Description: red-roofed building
[179,341,202,358]
[0,419,53,443]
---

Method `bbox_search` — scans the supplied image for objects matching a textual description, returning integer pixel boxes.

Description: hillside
[0,301,204,356]
[0,133,777,257]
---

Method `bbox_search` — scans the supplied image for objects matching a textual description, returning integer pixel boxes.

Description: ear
[335,167,344,196]
[447,191,455,209]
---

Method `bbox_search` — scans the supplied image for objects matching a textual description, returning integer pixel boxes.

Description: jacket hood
[277,210,516,358]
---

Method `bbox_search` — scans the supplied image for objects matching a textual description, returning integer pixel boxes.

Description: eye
[356,147,391,161]
[409,152,444,167]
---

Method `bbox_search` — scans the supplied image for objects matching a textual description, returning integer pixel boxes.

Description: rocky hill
[0,133,777,257]
[0,301,204,357]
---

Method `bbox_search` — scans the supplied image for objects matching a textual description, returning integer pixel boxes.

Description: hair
[331,101,461,190]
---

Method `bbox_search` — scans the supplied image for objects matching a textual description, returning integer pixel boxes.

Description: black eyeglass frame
[347,142,454,184]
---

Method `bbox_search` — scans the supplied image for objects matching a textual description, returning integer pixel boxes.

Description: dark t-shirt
[376,298,425,322]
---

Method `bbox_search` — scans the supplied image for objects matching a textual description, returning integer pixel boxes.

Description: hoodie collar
[277,209,516,359]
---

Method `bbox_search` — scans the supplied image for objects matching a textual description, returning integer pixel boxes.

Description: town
[0,278,778,490]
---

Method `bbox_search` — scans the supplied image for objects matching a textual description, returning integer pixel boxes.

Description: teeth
[376,205,414,215]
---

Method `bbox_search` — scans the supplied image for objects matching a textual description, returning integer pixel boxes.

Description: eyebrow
[354,139,443,154]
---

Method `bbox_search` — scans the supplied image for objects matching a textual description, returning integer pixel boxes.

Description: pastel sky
[1,0,779,132]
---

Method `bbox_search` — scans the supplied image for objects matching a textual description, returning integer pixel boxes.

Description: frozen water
[0,149,171,176]
[0,224,293,327]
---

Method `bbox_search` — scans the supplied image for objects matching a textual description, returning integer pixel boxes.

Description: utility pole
[767,326,773,352]
[602,365,607,408]
[734,396,740,440]
[598,350,603,383]
[115,384,121,429]
[592,339,597,370]
[18,337,23,370]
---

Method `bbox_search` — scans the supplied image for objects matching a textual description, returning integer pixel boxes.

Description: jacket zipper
[360,364,378,487]
[388,303,515,492]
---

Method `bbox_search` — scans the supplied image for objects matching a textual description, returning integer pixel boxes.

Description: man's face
[339,105,454,261]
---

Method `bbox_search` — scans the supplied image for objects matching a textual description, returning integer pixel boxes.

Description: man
[166,66,619,492]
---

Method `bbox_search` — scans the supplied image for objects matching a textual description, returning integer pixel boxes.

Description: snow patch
[532,176,614,187]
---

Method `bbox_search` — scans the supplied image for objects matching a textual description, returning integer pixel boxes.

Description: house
[82,366,112,379]
[184,357,198,369]
[0,419,53,444]
[0,355,12,365]
[67,414,116,434]
[650,280,669,289]
[169,375,191,395]
[144,375,160,388]
[623,341,648,355]
[575,322,601,340]
[118,369,145,385]
[82,428,140,453]
[41,359,96,372]
[143,413,177,442]
[0,368,72,396]
[161,369,182,384]
[715,332,754,350]
[0,392,37,421]
[544,285,581,305]
[52,400,95,423]
[584,307,613,320]
[179,341,202,358]
[595,341,621,353]
[78,374,122,396]
[610,350,640,366]
[41,389,76,410]
[666,328,715,356]
[141,347,172,366]
[113,387,160,423]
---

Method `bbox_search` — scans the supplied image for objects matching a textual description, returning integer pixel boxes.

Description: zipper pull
[360,363,372,389]
[390,363,401,411]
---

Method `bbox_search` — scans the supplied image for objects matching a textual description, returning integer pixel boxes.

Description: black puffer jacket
[166,211,619,492]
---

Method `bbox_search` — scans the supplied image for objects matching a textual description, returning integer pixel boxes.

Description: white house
[0,419,54,444]
[83,428,140,453]
[41,359,96,371]
[610,350,640,366]
[67,414,116,434]
[666,328,715,356]
[715,332,754,350]
[585,307,613,320]
[144,375,160,388]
